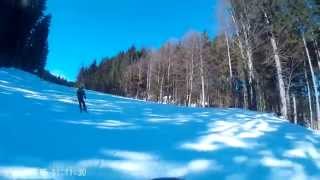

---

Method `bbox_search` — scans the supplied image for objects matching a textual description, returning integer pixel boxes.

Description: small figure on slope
[77,84,87,112]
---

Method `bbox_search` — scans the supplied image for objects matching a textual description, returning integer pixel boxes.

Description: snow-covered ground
[0,68,319,180]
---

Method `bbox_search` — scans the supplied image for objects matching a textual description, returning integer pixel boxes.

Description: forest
[0,0,73,86]
[78,0,320,129]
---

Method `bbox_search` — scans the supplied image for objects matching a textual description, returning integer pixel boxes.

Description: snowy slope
[0,68,319,180]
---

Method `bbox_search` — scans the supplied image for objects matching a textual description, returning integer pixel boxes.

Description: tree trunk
[199,37,206,108]
[167,53,171,101]
[173,80,176,104]
[304,63,313,128]
[225,31,233,80]
[270,35,288,119]
[136,63,142,99]
[225,30,234,107]
[147,60,152,100]
[264,12,288,119]
[242,22,255,110]
[231,14,245,61]
[156,63,161,101]
[293,94,297,124]
[303,33,320,129]
[160,75,164,103]
[231,14,247,109]
[188,45,195,106]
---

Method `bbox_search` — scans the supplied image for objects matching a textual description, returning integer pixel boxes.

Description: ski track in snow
[0,68,320,180]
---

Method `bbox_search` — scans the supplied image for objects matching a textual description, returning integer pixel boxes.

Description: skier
[77,84,87,112]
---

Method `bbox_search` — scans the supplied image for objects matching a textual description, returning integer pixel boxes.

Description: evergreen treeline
[41,70,75,87]
[78,0,320,129]
[78,46,147,95]
[0,0,73,86]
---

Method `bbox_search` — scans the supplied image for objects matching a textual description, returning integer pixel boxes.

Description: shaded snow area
[0,68,320,180]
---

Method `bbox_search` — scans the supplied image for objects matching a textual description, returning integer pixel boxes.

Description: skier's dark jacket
[77,88,86,101]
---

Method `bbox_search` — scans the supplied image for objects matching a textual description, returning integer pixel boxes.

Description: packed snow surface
[0,68,319,180]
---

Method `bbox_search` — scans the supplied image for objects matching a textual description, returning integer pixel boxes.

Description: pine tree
[0,0,50,73]
[23,15,51,74]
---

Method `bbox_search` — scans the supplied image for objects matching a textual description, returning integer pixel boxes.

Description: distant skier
[77,84,87,112]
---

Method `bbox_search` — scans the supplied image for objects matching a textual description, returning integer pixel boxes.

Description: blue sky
[46,0,219,81]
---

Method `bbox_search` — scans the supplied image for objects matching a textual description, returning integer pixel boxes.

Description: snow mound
[0,68,319,180]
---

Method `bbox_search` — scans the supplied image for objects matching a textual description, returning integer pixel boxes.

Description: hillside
[0,68,319,180]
